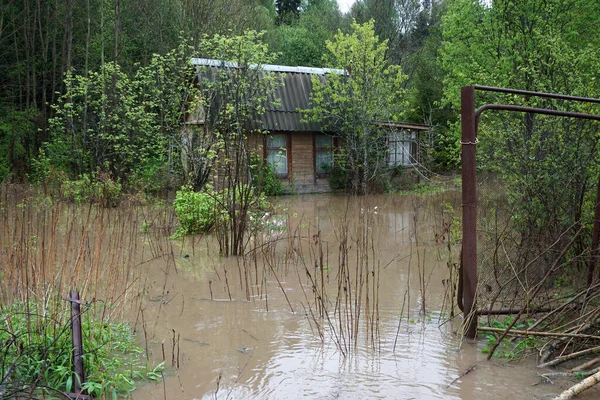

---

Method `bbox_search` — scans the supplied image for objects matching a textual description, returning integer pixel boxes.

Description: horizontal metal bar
[473,85,600,104]
[475,104,600,123]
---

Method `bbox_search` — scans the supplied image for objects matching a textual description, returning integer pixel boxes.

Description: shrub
[172,185,217,237]
[172,184,271,239]
[129,157,174,195]
[249,155,284,196]
[61,172,122,207]
[0,301,163,398]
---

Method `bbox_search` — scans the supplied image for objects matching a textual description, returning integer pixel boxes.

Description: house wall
[290,131,330,194]
[248,131,331,194]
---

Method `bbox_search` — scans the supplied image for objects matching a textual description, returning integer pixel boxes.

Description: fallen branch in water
[446,364,476,388]
[554,369,600,399]
[540,368,598,382]
[538,345,600,369]
[478,326,600,341]
[570,356,600,372]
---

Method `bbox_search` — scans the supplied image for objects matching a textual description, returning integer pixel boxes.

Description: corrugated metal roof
[193,58,339,132]
[192,58,431,133]
[191,58,345,75]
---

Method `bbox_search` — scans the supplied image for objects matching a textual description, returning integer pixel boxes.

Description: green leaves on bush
[249,155,284,196]
[61,173,122,207]
[0,301,163,398]
[172,185,217,237]
[172,184,271,239]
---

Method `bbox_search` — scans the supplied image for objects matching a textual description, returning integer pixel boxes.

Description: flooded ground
[2,187,596,399]
[127,192,595,400]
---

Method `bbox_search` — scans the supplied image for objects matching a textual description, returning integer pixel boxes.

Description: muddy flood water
[123,192,593,400]
[2,188,595,400]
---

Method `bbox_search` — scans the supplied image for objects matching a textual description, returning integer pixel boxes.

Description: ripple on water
[243,317,462,400]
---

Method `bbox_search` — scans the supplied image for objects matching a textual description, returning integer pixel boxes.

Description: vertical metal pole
[70,291,85,394]
[589,175,600,285]
[461,86,478,339]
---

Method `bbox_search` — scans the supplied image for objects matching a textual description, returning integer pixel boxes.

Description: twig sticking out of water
[446,364,476,388]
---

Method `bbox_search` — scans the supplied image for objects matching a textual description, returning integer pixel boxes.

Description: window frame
[313,133,335,177]
[388,130,418,167]
[265,133,291,178]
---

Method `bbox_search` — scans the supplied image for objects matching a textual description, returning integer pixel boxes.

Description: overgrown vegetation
[0,187,180,398]
[481,317,540,360]
[0,301,163,399]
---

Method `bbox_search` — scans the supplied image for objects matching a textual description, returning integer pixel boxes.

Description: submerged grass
[0,183,175,398]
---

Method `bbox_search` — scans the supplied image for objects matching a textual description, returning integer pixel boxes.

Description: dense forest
[1,0,599,189]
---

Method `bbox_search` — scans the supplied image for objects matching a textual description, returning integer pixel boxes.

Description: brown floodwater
[2,187,594,399]
[126,192,596,400]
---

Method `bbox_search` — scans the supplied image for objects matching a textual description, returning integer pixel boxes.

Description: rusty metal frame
[460,85,600,339]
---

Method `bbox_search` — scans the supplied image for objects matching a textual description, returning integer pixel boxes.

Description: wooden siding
[247,131,331,194]
[291,132,330,193]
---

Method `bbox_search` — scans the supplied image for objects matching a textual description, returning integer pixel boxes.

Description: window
[315,134,333,175]
[266,134,288,175]
[388,130,417,167]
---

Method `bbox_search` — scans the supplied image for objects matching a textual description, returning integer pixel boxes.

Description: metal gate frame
[460,85,600,338]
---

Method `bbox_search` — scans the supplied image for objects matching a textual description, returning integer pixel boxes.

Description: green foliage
[0,301,163,398]
[441,0,600,271]
[46,41,197,188]
[441,0,600,168]
[268,0,342,67]
[62,173,122,207]
[0,107,36,182]
[480,317,540,360]
[129,157,172,195]
[327,148,350,191]
[172,185,217,238]
[249,155,284,196]
[172,183,271,241]
[276,0,302,24]
[397,181,446,196]
[306,20,407,194]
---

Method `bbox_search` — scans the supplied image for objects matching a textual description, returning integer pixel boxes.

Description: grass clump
[0,301,163,399]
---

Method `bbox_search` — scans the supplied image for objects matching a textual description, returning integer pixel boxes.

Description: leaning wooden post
[461,86,478,339]
[69,291,85,395]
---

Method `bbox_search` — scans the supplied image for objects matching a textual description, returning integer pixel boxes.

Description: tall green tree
[276,0,302,24]
[307,21,407,194]
[268,0,342,66]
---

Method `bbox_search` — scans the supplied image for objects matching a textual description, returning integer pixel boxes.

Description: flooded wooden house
[187,58,429,193]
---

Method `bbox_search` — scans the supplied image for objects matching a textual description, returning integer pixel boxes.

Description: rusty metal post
[69,291,85,395]
[589,175,600,285]
[461,86,478,339]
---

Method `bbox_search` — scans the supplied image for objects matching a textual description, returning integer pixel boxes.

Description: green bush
[129,157,173,195]
[172,184,271,239]
[0,301,163,398]
[249,155,284,196]
[61,173,122,207]
[172,185,217,237]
